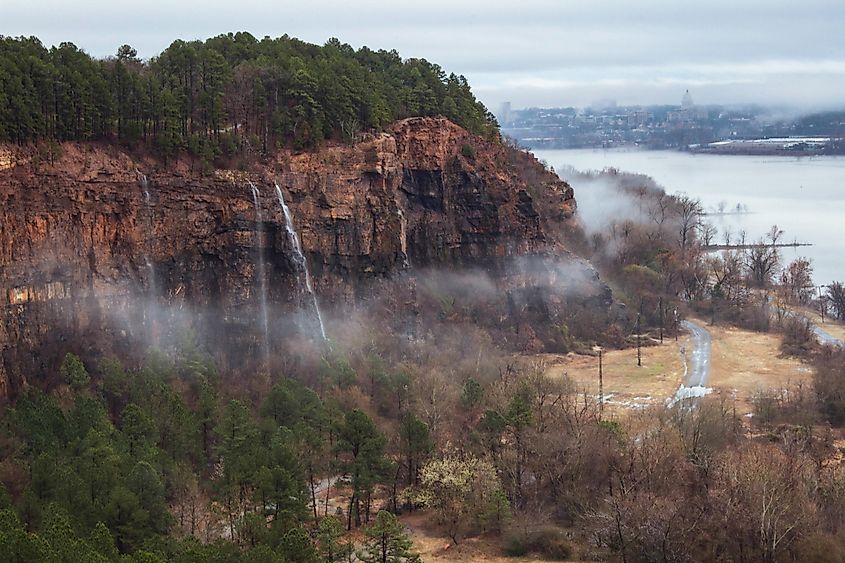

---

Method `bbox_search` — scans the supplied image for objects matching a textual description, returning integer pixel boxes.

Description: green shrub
[502,526,572,560]
[502,533,530,557]
[535,529,572,560]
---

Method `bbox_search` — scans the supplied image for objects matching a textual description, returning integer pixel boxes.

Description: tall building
[681,89,694,108]
[499,101,512,126]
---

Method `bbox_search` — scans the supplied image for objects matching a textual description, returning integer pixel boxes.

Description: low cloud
[3,0,843,109]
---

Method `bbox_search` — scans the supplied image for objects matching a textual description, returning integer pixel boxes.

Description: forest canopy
[0,33,498,154]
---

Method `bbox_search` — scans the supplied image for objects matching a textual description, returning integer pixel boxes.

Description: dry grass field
[705,321,810,415]
[538,319,810,417]
[541,335,690,413]
[402,512,600,563]
[403,513,529,562]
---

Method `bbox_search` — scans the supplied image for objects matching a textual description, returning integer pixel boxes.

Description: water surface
[535,149,845,287]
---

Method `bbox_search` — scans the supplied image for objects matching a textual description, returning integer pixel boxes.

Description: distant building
[668,110,690,123]
[627,109,649,127]
[498,101,512,126]
[681,89,694,109]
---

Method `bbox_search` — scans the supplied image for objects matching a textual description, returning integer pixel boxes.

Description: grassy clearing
[541,335,689,413]
[402,513,601,562]
[704,320,810,415]
[402,513,532,562]
[539,319,809,418]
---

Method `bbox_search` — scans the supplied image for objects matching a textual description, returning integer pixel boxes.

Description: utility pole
[636,301,643,367]
[659,296,664,344]
[818,285,827,323]
[674,308,679,342]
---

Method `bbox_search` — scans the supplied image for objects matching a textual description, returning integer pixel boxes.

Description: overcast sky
[4,0,845,111]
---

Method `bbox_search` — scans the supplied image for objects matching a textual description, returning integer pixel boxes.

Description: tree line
[0,33,498,158]
[0,346,431,561]
[4,336,845,561]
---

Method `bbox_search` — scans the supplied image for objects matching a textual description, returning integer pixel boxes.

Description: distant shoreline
[687,147,844,157]
[522,143,845,158]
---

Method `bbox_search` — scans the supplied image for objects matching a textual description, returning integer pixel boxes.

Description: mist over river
[535,149,845,287]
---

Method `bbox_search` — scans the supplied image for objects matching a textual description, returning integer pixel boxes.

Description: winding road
[766,295,844,348]
[667,319,713,406]
[670,311,842,408]
[810,323,844,348]
[680,320,712,387]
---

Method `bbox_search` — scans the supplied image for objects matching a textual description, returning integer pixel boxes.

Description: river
[534,149,845,287]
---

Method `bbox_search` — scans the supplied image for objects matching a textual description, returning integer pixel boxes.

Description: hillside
[6,31,845,563]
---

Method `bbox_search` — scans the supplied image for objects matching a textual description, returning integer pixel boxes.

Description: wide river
[534,149,845,287]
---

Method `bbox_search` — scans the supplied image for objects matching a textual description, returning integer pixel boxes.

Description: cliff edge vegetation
[0,33,498,157]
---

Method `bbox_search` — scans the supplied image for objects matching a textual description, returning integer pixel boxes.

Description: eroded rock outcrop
[0,117,592,400]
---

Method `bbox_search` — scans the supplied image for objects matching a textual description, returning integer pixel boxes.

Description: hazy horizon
[4,0,845,112]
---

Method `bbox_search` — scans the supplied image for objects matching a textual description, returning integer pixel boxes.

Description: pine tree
[358,511,419,563]
[88,522,118,561]
[316,515,347,562]
[60,353,90,390]
[336,410,389,529]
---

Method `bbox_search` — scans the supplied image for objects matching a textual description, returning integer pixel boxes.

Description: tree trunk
[309,469,318,524]
[347,493,355,531]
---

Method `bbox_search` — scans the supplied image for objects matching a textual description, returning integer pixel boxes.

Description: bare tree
[827,282,845,320]
[340,117,361,144]
[676,194,703,252]
[780,258,814,304]
[647,192,670,241]
[713,444,816,563]
[700,222,718,247]
[708,250,747,308]
[722,227,732,247]
[745,226,783,288]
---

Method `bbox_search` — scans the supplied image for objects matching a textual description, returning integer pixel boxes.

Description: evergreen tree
[278,525,318,562]
[0,33,498,149]
[89,521,119,561]
[60,353,90,390]
[336,410,389,529]
[399,413,433,486]
[358,511,419,563]
[316,515,348,563]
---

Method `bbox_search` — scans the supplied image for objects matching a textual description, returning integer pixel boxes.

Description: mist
[556,166,650,238]
[77,249,619,389]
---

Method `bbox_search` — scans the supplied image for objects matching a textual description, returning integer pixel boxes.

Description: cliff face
[0,117,587,400]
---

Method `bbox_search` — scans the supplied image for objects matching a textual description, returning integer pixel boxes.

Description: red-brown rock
[0,117,587,400]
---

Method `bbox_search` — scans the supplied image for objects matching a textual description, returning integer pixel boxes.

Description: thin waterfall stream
[274,183,327,340]
[397,207,410,268]
[248,181,271,361]
[137,172,159,344]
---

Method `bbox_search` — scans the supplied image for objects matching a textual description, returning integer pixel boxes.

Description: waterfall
[137,172,159,344]
[397,208,410,268]
[139,173,151,202]
[248,182,271,362]
[274,183,327,340]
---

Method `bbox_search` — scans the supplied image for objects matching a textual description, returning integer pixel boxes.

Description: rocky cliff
[0,117,596,401]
